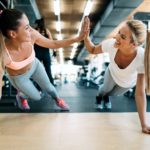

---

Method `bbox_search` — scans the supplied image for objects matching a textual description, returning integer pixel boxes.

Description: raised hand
[84,16,90,39]
[78,16,90,41]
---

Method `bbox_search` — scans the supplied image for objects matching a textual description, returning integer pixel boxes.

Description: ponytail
[144,31,150,95]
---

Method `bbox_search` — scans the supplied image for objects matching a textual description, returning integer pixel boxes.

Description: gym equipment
[0,75,17,108]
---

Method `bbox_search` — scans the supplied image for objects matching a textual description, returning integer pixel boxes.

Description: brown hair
[0,9,24,71]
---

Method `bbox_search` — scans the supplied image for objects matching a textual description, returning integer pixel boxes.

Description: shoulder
[31,27,41,44]
[3,50,10,66]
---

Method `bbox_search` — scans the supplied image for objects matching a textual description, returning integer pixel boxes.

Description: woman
[84,17,150,134]
[0,9,88,111]
[34,27,54,85]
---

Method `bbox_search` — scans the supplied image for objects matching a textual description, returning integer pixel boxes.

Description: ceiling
[35,0,111,62]
[0,0,145,64]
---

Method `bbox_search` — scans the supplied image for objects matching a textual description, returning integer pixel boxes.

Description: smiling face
[114,23,136,51]
[8,14,32,42]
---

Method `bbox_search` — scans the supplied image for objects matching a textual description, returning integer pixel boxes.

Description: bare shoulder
[30,27,40,44]
[3,50,10,66]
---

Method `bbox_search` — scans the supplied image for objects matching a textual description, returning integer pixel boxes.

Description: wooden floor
[0,113,150,150]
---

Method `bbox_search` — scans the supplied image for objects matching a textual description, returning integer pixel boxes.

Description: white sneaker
[105,100,112,109]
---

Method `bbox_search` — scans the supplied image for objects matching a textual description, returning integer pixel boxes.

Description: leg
[31,59,58,99]
[7,74,41,110]
[108,85,131,96]
[31,59,69,110]
[98,68,116,96]
[11,78,41,100]
[96,68,116,109]
[42,53,54,85]
[103,84,131,109]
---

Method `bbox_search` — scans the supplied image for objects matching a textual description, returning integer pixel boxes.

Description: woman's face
[114,23,136,50]
[12,14,32,42]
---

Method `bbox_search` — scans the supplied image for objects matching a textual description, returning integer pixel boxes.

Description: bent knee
[29,94,41,101]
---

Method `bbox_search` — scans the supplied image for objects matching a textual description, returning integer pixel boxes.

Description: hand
[78,16,90,42]
[84,16,90,40]
[142,124,150,134]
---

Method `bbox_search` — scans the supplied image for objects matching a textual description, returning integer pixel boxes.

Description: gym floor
[0,83,150,150]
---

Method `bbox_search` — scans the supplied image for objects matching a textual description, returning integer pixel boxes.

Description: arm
[84,37,103,54]
[31,18,88,49]
[84,17,103,55]
[135,74,150,134]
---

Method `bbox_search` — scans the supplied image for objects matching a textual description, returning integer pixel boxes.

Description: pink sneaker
[55,98,70,111]
[16,95,30,110]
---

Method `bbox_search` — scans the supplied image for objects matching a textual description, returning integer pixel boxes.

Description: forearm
[52,36,80,48]
[135,93,147,127]
[32,28,82,49]
[35,35,81,50]
[84,37,95,54]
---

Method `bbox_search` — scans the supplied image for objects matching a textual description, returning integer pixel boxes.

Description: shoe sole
[57,105,70,111]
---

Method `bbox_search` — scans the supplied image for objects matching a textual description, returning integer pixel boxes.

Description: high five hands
[77,16,90,42]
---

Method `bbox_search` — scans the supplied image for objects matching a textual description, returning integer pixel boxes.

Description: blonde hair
[126,20,150,94]
[126,20,147,46]
[145,31,150,94]
[0,31,5,71]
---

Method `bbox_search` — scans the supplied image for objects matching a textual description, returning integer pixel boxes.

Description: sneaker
[96,100,104,109]
[105,100,112,109]
[55,98,70,111]
[16,95,30,110]
[104,96,112,109]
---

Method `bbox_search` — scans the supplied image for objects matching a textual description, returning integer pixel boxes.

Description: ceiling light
[54,0,60,16]
[73,43,78,49]
[70,48,76,59]
[59,48,64,64]
[84,0,93,16]
[57,34,62,40]
[70,0,93,59]
[56,21,61,32]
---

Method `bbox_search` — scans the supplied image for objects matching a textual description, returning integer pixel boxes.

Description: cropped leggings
[6,58,59,101]
[98,68,131,96]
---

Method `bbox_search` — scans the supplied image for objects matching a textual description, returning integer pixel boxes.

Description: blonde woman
[84,17,150,134]
[0,9,88,111]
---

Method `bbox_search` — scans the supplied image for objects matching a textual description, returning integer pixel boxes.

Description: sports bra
[5,47,35,70]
